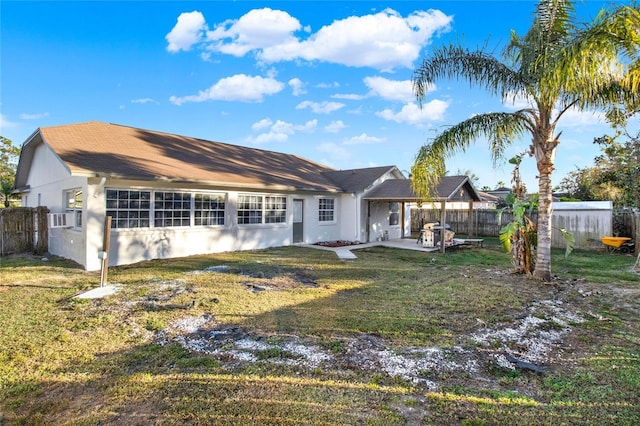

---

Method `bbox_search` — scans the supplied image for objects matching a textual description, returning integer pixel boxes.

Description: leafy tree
[556,130,640,207]
[593,131,640,207]
[411,0,640,281]
[1,136,20,208]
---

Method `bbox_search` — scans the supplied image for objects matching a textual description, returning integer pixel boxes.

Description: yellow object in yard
[600,236,631,248]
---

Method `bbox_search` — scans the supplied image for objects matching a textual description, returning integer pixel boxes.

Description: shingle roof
[20,121,344,192]
[363,176,481,201]
[322,166,398,192]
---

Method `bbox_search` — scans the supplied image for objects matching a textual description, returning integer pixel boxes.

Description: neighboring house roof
[363,175,481,202]
[477,191,500,203]
[322,166,400,193]
[16,121,345,192]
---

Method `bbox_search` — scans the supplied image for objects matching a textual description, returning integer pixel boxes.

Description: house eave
[77,172,342,193]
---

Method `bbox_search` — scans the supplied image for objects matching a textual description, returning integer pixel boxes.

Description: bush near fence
[0,207,49,256]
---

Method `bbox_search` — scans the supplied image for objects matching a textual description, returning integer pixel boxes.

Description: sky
[1,0,638,191]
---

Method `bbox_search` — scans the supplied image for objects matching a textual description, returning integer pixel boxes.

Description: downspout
[93,176,107,198]
[366,200,371,243]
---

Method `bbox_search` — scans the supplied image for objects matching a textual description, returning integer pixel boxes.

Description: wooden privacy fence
[412,208,533,238]
[411,206,633,250]
[0,207,49,256]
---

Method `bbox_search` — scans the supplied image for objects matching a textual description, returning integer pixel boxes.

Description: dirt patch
[153,294,586,390]
[189,264,319,290]
[313,241,360,247]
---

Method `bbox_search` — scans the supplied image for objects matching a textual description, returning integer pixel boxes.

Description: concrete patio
[302,238,440,259]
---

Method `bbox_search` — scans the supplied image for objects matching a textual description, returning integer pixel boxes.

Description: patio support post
[467,200,474,237]
[440,200,446,253]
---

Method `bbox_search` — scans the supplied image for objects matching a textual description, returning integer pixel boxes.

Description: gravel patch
[151,298,583,389]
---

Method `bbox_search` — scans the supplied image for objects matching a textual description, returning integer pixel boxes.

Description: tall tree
[411,0,640,281]
[0,136,20,208]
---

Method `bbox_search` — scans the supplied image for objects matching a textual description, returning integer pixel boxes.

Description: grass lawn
[1,239,639,425]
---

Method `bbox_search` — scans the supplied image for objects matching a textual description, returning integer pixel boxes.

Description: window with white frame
[65,188,83,227]
[389,202,400,226]
[265,196,287,224]
[154,191,191,227]
[238,195,263,224]
[318,198,335,222]
[194,193,226,226]
[106,189,151,229]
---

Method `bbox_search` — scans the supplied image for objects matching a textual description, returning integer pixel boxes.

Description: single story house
[15,121,484,269]
[14,121,425,271]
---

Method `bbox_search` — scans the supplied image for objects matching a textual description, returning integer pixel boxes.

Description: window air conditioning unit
[48,212,75,228]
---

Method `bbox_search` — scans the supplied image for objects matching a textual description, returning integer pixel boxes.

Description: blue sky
[2,0,637,191]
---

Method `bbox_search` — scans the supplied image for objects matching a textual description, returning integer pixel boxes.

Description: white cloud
[558,108,607,127]
[249,131,290,144]
[376,100,449,124]
[325,120,347,133]
[364,76,422,102]
[172,8,453,71]
[247,118,317,144]
[296,119,318,132]
[331,93,366,100]
[343,133,386,145]
[502,94,607,128]
[316,82,340,89]
[317,141,351,160]
[166,11,207,53]
[205,8,302,57]
[19,112,49,120]
[0,113,18,129]
[131,98,156,104]
[288,78,306,96]
[169,74,284,105]
[296,100,345,114]
[251,118,273,131]
[268,8,453,71]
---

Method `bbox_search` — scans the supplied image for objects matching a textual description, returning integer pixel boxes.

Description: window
[318,198,335,222]
[194,193,225,226]
[237,194,287,225]
[106,189,151,228]
[389,202,400,226]
[154,191,191,227]
[265,196,287,224]
[65,189,83,227]
[238,195,263,224]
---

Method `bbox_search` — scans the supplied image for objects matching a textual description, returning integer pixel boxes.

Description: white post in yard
[99,216,112,287]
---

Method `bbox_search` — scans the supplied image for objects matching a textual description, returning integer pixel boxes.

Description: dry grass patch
[1,244,639,424]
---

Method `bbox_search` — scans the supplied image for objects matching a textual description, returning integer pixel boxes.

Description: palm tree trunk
[534,170,553,281]
[533,136,556,282]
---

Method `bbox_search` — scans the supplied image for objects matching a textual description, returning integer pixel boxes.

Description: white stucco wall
[21,143,89,267]
[85,181,346,271]
[368,201,404,241]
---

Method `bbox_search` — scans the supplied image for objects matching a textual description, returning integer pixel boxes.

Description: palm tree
[411,0,640,281]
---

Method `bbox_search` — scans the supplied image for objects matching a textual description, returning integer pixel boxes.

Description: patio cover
[363,176,482,252]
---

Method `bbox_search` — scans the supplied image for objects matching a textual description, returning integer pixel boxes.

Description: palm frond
[551,3,640,113]
[413,44,524,102]
[410,112,530,200]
